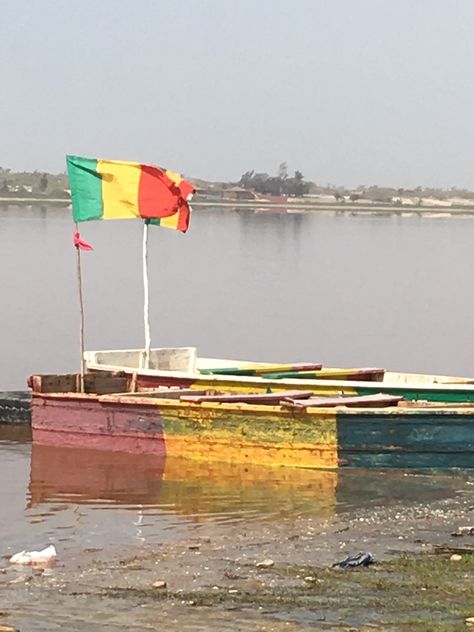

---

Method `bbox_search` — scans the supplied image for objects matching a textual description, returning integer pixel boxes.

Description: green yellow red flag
[66,155,194,232]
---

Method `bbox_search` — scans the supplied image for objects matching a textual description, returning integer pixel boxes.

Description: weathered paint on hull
[31,397,338,468]
[338,412,474,469]
[32,398,167,455]
[31,395,474,469]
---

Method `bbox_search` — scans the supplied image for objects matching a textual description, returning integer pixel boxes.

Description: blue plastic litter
[332,551,375,569]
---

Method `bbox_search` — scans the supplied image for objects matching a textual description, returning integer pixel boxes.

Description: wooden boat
[29,372,474,470]
[84,347,474,404]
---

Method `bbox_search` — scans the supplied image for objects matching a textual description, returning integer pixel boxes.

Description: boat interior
[83,347,474,385]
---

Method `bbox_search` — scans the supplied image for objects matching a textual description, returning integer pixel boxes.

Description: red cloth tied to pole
[73,231,93,251]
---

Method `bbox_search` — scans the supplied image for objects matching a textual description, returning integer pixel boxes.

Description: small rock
[304,576,317,583]
[452,526,474,537]
[228,589,239,594]
[152,580,167,589]
[465,616,474,627]
[256,558,274,569]
[450,554,462,562]
[0,626,20,632]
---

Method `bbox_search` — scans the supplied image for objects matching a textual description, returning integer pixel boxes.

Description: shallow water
[1,425,472,557]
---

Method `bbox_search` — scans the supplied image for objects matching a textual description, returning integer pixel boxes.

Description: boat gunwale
[30,390,474,417]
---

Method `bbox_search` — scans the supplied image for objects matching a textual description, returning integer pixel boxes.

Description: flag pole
[143,220,151,369]
[75,222,86,393]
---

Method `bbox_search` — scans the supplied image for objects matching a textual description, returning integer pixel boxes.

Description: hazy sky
[2,0,474,188]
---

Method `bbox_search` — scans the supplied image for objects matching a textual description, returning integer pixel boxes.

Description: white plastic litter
[9,544,57,565]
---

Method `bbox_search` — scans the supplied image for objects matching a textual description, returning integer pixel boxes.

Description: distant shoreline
[1,197,474,217]
[0,197,70,204]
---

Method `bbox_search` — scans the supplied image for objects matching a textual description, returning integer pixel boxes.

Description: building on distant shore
[223,186,256,201]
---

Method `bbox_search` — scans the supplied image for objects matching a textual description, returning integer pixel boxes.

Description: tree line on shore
[2,164,474,202]
[238,163,310,197]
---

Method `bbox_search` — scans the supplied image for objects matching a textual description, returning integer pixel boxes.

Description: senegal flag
[66,155,194,232]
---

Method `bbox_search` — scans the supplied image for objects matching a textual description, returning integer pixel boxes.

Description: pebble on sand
[152,580,167,589]
[453,526,474,537]
[256,559,275,569]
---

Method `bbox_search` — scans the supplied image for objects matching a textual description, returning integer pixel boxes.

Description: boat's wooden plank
[112,388,211,400]
[398,400,474,409]
[263,368,385,382]
[199,363,322,376]
[283,393,403,408]
[28,373,130,395]
[179,390,314,404]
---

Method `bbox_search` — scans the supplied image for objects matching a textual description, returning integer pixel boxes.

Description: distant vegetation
[239,162,311,196]
[2,164,474,207]
[0,166,69,198]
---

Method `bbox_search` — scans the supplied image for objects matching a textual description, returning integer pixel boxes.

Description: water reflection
[29,444,165,507]
[0,423,31,443]
[28,443,337,523]
[27,442,472,526]
[1,427,473,555]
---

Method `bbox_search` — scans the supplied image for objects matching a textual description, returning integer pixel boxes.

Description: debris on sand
[9,545,56,566]
[332,552,375,569]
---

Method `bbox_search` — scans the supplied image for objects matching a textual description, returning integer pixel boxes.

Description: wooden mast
[75,222,86,393]
[143,220,151,369]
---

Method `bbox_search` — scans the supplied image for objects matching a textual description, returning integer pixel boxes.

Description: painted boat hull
[31,391,474,470]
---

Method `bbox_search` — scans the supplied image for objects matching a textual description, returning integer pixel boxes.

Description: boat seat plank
[263,368,385,381]
[111,389,211,400]
[180,390,314,404]
[283,393,404,408]
[199,363,322,376]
